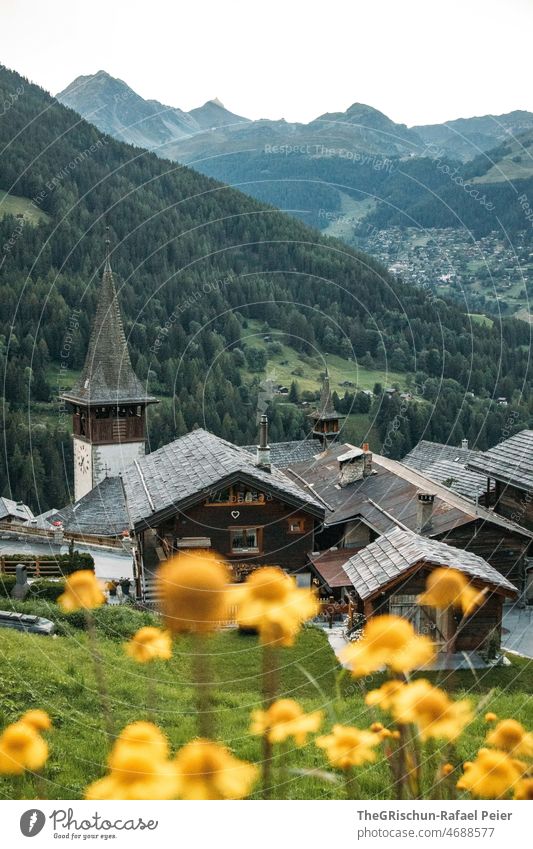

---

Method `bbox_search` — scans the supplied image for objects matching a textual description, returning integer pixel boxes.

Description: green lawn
[0,607,532,800]
[0,190,50,224]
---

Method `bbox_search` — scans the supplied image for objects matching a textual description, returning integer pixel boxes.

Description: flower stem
[84,609,114,740]
[145,662,158,722]
[191,632,214,738]
[261,644,279,799]
[343,767,358,799]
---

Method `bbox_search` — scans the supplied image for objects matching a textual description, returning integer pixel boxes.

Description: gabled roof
[242,439,323,468]
[309,550,355,589]
[61,247,157,406]
[0,497,34,523]
[122,428,326,528]
[402,440,491,501]
[467,430,533,493]
[52,476,129,537]
[286,444,533,540]
[342,527,518,601]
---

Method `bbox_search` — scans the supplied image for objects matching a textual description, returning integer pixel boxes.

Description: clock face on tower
[76,442,90,474]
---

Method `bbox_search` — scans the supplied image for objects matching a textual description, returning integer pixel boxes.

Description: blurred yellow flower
[514,778,533,800]
[316,724,380,769]
[58,570,105,611]
[418,568,486,616]
[86,748,178,800]
[457,748,525,798]
[486,719,533,756]
[20,709,52,731]
[0,721,48,774]
[441,763,454,776]
[233,567,318,646]
[485,712,498,723]
[366,680,405,710]
[392,679,472,741]
[125,627,172,663]
[110,721,170,764]
[370,722,384,733]
[174,739,258,800]
[341,615,435,676]
[250,698,323,745]
[156,551,231,634]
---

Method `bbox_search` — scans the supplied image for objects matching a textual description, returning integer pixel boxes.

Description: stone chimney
[461,438,469,450]
[416,492,435,534]
[338,447,365,487]
[362,442,372,477]
[256,414,271,471]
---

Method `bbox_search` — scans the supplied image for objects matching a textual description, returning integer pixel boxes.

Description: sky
[0,0,532,126]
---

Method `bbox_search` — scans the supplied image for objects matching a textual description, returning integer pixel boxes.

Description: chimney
[256,414,271,471]
[461,438,469,450]
[416,492,435,534]
[362,442,372,477]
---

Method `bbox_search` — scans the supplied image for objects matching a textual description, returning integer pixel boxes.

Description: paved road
[502,605,533,659]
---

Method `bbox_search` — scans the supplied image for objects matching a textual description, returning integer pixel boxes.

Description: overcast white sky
[1,0,532,125]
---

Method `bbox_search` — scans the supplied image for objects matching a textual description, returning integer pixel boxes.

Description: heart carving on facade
[231,510,240,519]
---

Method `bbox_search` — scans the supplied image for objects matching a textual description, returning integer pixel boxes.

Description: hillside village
[2,243,533,665]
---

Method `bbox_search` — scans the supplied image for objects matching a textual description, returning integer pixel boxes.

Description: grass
[0,605,532,800]
[468,313,494,328]
[0,190,50,224]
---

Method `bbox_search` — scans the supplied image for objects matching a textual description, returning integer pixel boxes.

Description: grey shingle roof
[342,527,518,601]
[53,476,129,536]
[122,428,326,528]
[242,439,322,468]
[403,440,490,500]
[467,430,533,493]
[61,254,157,406]
[0,497,33,523]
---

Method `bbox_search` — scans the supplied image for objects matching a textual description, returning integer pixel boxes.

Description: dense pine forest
[0,65,532,513]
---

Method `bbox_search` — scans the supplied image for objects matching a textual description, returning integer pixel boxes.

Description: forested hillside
[0,65,531,512]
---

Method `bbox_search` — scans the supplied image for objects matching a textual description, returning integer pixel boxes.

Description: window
[230,527,262,553]
[288,517,305,534]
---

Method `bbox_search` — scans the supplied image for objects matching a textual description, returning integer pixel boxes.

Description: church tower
[61,234,158,501]
[308,369,345,446]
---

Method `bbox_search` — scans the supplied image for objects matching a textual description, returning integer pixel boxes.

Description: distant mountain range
[56,71,533,236]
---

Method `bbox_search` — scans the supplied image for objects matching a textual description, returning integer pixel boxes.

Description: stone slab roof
[53,476,129,537]
[0,497,34,523]
[403,440,490,500]
[242,439,323,468]
[341,527,518,601]
[61,254,157,406]
[467,430,533,493]
[122,428,326,528]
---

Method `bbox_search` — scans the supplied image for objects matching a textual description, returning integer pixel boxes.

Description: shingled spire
[308,368,344,445]
[62,232,156,406]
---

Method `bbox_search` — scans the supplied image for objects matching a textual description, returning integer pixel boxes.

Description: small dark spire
[104,226,111,271]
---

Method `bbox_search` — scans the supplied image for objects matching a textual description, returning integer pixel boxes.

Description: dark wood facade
[72,404,146,444]
[366,565,506,652]
[493,480,533,532]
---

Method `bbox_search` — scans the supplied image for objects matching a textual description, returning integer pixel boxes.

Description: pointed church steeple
[308,368,344,445]
[60,232,158,501]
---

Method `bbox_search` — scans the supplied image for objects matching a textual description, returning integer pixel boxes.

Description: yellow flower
[486,719,533,756]
[250,699,323,745]
[316,724,380,770]
[391,679,472,741]
[125,627,172,663]
[58,570,105,611]
[341,615,435,676]
[370,722,384,733]
[233,567,318,646]
[110,721,170,764]
[457,748,525,798]
[365,680,405,710]
[156,551,231,633]
[174,739,258,800]
[514,778,533,800]
[441,763,454,776]
[86,748,178,800]
[85,722,177,800]
[20,710,52,731]
[0,721,48,774]
[485,712,498,723]
[418,568,486,616]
